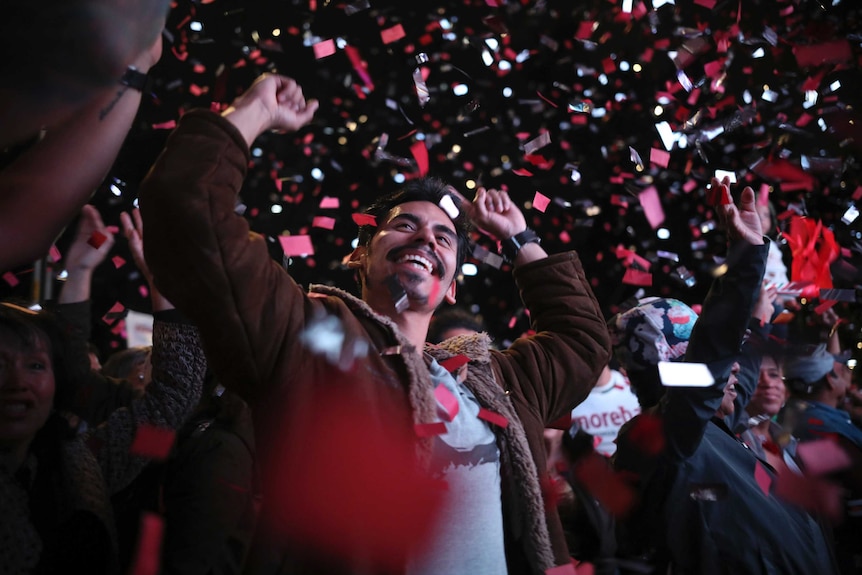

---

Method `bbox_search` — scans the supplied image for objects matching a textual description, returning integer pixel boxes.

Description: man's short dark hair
[428,308,485,344]
[357,177,473,270]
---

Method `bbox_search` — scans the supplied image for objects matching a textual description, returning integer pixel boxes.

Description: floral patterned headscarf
[609,297,698,372]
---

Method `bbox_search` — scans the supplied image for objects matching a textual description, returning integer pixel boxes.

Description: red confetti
[380,23,406,44]
[572,453,635,516]
[649,148,670,168]
[111,255,126,269]
[434,384,460,422]
[278,235,315,256]
[319,196,340,209]
[3,271,19,287]
[626,413,665,455]
[128,512,164,575]
[87,230,108,249]
[532,191,551,213]
[130,425,176,460]
[546,562,578,575]
[414,422,448,437]
[152,120,177,130]
[792,40,853,68]
[638,186,665,228]
[312,216,336,230]
[410,141,429,176]
[313,39,336,59]
[622,268,653,287]
[796,439,853,476]
[477,408,509,429]
[101,301,125,325]
[352,213,377,227]
[265,388,444,572]
[439,355,470,373]
[754,461,772,497]
[774,467,843,522]
[512,168,534,177]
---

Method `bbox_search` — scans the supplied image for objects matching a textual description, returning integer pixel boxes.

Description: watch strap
[500,228,541,262]
[120,66,150,92]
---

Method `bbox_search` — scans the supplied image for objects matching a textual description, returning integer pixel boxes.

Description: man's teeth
[397,254,434,273]
[1,402,27,414]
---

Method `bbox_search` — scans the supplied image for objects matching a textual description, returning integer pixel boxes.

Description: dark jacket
[0,317,206,574]
[140,109,611,574]
[614,241,836,575]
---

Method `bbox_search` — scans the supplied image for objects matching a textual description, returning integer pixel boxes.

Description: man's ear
[347,246,366,269]
[444,278,457,304]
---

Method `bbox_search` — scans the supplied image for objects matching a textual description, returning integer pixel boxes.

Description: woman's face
[749,356,787,418]
[0,331,56,450]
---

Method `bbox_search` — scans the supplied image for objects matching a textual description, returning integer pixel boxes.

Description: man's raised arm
[139,74,317,400]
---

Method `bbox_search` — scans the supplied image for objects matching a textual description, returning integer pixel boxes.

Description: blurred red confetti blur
[130,425,177,460]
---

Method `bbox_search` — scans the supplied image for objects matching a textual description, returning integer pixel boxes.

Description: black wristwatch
[500,228,541,263]
[120,66,150,92]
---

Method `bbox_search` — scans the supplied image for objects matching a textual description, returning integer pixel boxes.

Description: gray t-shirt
[407,357,508,575]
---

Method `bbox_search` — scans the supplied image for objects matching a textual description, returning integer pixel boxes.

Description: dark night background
[3,0,862,359]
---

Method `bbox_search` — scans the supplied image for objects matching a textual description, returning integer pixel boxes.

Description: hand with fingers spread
[121,207,173,311]
[712,177,764,246]
[222,74,319,148]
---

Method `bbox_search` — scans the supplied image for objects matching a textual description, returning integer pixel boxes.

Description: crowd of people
[2,2,862,574]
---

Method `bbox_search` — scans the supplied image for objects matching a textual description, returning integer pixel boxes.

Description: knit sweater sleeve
[84,319,207,494]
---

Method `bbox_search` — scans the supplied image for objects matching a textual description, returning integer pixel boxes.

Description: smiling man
[140,73,610,574]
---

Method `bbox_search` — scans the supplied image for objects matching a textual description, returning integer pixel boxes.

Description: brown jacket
[140,109,610,574]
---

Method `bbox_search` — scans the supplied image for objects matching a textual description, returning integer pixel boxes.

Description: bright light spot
[498,60,511,71]
[849,359,858,369]
[633,63,642,72]
[619,61,630,72]
[453,84,469,96]
[272,28,281,37]
[393,173,406,183]
[110,184,122,196]
[252,148,263,157]
[714,169,737,183]
[743,89,753,104]
[451,144,462,153]
[336,37,348,49]
[485,38,499,51]
[598,74,608,85]
[440,18,452,30]
[133,197,139,208]
[515,49,530,63]
[466,180,476,190]
[654,105,664,116]
[311,168,324,181]
[503,87,513,97]
[830,80,842,91]
[461,263,479,276]
[271,204,283,214]
[482,50,494,66]
[351,237,360,249]
[190,21,203,32]
[657,228,670,240]
[752,47,765,58]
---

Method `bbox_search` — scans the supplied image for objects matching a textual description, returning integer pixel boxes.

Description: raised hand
[712,176,764,246]
[467,187,528,241]
[64,205,115,273]
[121,207,173,311]
[223,74,319,147]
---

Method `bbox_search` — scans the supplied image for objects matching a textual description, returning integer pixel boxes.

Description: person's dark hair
[0,302,90,413]
[0,0,170,96]
[357,177,473,271]
[101,346,151,381]
[427,308,485,344]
